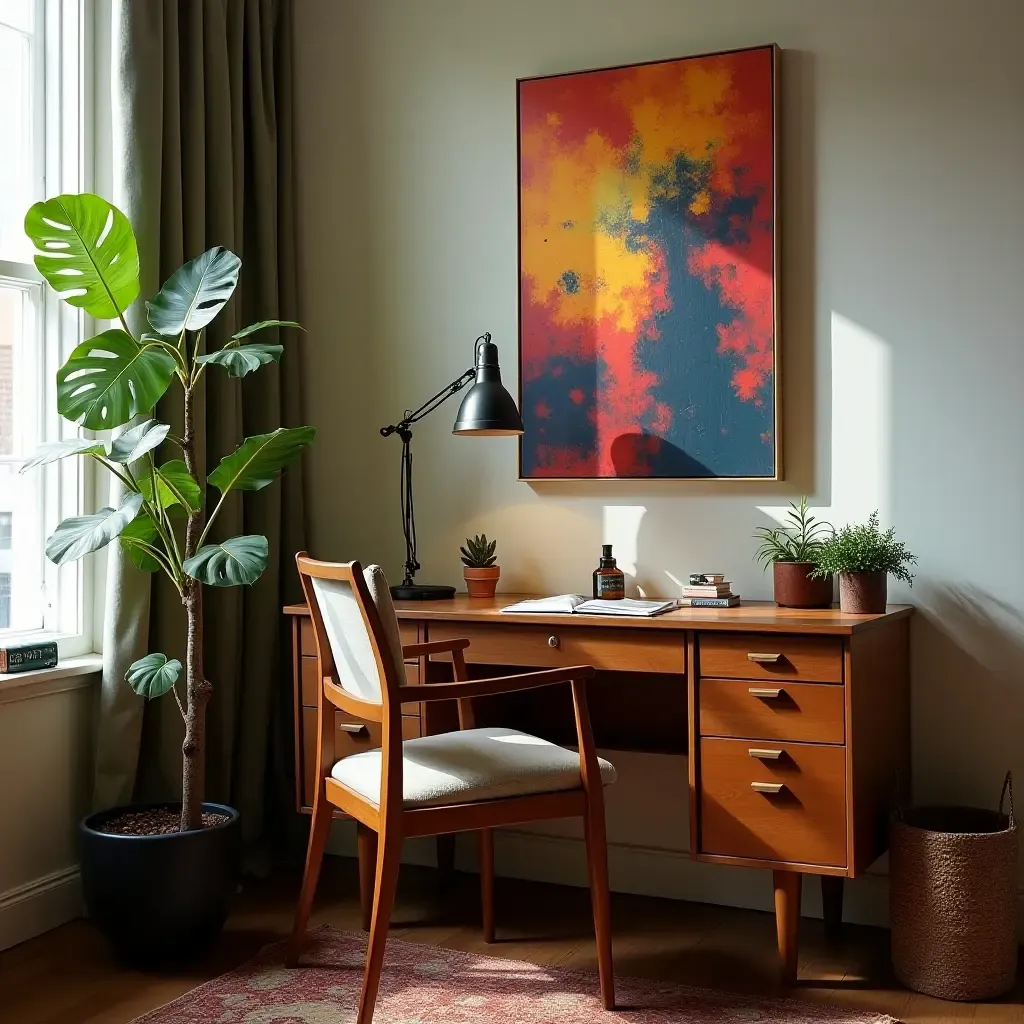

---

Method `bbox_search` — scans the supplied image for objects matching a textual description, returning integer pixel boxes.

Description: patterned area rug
[133,926,897,1023]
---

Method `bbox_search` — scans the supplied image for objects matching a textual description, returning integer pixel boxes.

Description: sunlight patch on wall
[602,505,647,577]
[758,312,891,531]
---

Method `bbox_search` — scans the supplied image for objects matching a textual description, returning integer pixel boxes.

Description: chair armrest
[396,665,595,704]
[402,638,471,659]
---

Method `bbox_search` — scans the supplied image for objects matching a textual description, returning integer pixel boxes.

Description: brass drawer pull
[751,781,786,794]
[337,722,368,735]
[747,652,782,663]
[749,748,784,760]
[547,635,560,649]
[748,686,784,698]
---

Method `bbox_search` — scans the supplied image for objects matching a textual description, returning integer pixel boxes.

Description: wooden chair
[287,555,616,1023]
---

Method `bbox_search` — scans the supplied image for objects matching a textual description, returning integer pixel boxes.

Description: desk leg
[821,875,844,941]
[773,869,801,984]
[436,834,456,883]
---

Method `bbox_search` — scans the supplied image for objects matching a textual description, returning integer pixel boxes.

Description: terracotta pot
[838,570,888,614]
[464,566,500,599]
[772,561,833,609]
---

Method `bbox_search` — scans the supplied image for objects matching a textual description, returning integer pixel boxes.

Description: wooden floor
[2,858,1022,1023]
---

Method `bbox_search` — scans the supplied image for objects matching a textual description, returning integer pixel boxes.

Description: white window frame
[0,0,99,658]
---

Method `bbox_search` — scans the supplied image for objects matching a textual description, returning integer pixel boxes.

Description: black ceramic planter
[79,802,241,965]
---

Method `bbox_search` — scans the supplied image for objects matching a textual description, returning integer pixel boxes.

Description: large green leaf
[208,426,316,494]
[24,194,140,320]
[139,459,202,513]
[120,513,162,572]
[45,493,143,564]
[56,329,177,430]
[20,438,104,473]
[183,535,268,587]
[106,419,170,464]
[195,323,303,377]
[231,319,302,341]
[196,342,283,378]
[146,246,241,335]
[125,653,182,699]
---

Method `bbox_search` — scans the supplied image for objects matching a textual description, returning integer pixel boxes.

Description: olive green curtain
[97,0,307,855]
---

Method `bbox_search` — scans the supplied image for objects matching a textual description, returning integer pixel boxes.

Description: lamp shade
[452,337,525,435]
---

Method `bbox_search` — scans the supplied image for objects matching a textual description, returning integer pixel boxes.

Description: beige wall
[0,674,95,950]
[295,0,1024,919]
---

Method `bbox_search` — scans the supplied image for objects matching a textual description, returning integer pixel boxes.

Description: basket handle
[999,770,1014,827]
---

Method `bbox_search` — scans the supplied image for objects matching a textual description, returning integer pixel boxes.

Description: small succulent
[461,534,497,569]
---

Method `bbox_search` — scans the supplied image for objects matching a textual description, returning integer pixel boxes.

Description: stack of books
[679,573,740,607]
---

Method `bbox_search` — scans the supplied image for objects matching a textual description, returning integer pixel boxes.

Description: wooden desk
[284,595,912,981]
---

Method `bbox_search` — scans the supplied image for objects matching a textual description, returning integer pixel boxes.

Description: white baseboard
[328,821,892,927]
[0,865,82,952]
[485,829,894,928]
[328,819,1024,936]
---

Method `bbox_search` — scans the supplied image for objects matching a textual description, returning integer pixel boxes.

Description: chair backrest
[295,555,405,706]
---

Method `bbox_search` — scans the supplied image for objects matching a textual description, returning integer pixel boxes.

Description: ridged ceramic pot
[772,561,833,608]
[838,570,888,613]
[464,566,500,598]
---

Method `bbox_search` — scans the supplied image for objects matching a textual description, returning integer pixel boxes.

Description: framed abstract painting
[517,44,780,480]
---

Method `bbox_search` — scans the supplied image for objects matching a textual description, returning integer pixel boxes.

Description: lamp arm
[379,367,475,437]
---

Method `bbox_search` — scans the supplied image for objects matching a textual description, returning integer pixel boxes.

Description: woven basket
[890,771,1018,1001]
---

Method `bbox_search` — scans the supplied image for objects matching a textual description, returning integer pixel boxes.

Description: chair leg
[286,791,333,966]
[357,824,378,932]
[584,799,615,1010]
[356,833,402,1024]
[479,828,495,942]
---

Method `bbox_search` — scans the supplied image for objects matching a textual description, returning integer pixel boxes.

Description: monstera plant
[21,193,315,832]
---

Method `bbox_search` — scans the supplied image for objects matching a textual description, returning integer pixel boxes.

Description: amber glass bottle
[592,544,625,600]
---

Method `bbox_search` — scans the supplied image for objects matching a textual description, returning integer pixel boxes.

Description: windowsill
[0,653,103,704]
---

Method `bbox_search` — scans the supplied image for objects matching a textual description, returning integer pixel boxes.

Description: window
[0,0,92,652]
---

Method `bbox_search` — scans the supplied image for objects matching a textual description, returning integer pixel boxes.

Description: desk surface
[284,594,912,636]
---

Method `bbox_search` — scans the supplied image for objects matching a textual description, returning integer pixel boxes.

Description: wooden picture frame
[517,44,781,481]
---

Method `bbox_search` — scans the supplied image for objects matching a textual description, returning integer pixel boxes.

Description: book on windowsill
[677,594,741,608]
[0,640,59,674]
[500,595,679,617]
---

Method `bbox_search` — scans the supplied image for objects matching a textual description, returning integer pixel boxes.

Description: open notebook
[500,595,678,618]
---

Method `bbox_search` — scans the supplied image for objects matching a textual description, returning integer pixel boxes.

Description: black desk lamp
[380,333,524,600]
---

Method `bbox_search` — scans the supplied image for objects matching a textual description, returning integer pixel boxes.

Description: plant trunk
[180,386,211,832]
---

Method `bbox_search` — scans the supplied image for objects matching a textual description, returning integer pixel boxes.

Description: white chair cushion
[331,726,617,809]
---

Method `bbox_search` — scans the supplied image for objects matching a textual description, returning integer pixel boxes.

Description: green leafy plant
[753,497,833,569]
[810,511,916,584]
[460,534,497,569]
[20,193,315,831]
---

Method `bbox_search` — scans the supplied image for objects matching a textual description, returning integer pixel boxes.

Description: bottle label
[596,574,624,598]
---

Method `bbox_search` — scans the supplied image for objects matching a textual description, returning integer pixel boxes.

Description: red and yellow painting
[518,45,778,479]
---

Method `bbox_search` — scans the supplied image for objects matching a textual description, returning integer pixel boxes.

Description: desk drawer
[699,632,842,684]
[699,678,845,744]
[428,622,685,675]
[700,737,847,867]
[300,617,316,656]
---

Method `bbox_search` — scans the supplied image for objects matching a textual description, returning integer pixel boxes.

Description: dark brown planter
[838,570,888,614]
[772,561,833,609]
[464,566,500,598]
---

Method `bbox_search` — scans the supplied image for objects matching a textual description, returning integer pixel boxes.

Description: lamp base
[390,583,456,601]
